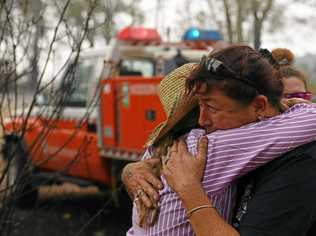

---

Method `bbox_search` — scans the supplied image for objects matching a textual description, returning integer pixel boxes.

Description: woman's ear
[252,95,269,118]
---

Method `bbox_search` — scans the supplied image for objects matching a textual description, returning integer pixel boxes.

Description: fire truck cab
[3,27,223,201]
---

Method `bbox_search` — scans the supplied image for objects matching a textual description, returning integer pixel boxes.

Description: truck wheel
[2,138,38,207]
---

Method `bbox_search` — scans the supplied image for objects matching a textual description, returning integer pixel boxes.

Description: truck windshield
[119,58,154,77]
[62,56,103,107]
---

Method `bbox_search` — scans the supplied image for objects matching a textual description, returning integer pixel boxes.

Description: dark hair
[186,45,284,108]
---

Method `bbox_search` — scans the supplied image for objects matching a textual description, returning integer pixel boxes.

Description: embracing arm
[195,103,316,193]
[163,137,239,236]
[121,158,163,208]
[163,131,316,236]
[178,184,238,236]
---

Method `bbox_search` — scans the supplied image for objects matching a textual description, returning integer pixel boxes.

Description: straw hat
[146,63,199,146]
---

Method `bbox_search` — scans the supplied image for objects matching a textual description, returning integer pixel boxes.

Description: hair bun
[271,48,294,66]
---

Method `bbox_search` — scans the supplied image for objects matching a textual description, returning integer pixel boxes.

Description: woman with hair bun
[272,48,313,100]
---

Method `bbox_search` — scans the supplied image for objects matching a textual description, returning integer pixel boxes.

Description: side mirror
[35,94,48,106]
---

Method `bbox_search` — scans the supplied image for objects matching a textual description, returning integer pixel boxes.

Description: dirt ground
[9,188,133,236]
[0,169,132,236]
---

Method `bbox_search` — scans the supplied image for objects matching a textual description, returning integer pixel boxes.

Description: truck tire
[2,138,38,207]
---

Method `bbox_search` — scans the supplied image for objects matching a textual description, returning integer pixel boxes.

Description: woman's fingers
[137,177,160,203]
[122,160,163,208]
[170,139,179,152]
[281,98,312,109]
[135,187,155,208]
[197,136,208,163]
[142,170,163,190]
[177,139,188,155]
[144,158,161,168]
[165,140,181,166]
[196,136,208,180]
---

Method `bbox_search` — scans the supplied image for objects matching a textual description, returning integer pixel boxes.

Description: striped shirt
[127,103,316,236]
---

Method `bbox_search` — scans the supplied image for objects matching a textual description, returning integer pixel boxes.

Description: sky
[46,0,316,82]
[134,0,316,57]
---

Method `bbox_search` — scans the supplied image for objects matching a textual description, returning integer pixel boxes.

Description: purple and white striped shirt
[127,103,316,236]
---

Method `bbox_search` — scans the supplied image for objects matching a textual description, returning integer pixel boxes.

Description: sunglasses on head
[283,92,313,100]
[200,55,258,91]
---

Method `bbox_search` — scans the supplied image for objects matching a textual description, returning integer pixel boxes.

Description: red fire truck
[3,27,222,202]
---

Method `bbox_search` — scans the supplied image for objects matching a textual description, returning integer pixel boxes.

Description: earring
[257,115,263,121]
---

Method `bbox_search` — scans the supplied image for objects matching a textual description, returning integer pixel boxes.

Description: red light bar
[117,27,162,43]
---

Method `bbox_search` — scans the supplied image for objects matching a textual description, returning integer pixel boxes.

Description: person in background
[124,45,316,236]
[164,49,190,74]
[272,48,313,100]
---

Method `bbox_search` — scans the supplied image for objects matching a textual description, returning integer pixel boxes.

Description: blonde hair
[138,135,172,227]
[138,107,199,227]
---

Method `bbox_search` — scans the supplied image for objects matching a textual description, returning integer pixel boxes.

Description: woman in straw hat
[127,63,201,230]
[124,45,316,236]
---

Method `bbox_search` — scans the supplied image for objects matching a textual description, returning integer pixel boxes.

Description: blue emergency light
[183,27,223,41]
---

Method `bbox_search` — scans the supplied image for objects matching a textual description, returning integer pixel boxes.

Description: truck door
[99,57,166,159]
[33,55,110,183]
[116,78,165,150]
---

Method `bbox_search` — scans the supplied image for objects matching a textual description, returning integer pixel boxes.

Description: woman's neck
[264,104,281,118]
